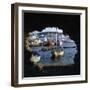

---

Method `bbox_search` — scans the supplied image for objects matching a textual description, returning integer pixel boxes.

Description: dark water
[24,46,80,77]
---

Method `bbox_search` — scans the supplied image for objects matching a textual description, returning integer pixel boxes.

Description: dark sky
[23,12,80,49]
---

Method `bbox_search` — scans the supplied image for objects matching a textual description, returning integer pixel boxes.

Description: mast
[55,27,58,48]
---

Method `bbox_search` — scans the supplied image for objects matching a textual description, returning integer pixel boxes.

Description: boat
[51,50,64,58]
[30,51,41,64]
[41,27,77,48]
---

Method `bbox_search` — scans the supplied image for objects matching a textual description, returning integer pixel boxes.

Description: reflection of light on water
[31,46,78,66]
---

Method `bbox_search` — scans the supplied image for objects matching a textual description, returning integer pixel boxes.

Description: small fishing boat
[30,51,41,64]
[42,40,54,51]
[51,49,64,59]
